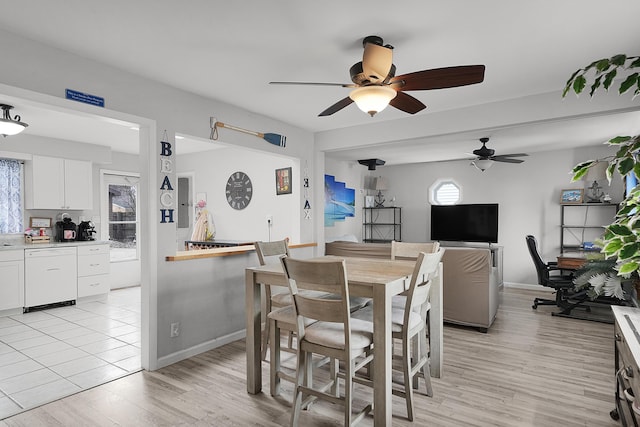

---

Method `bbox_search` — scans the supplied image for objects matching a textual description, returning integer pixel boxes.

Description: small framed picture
[560,189,584,204]
[29,217,52,228]
[276,167,292,195]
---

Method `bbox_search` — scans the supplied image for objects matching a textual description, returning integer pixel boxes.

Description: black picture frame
[276,167,292,195]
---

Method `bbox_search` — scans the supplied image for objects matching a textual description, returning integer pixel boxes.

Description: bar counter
[165,242,317,261]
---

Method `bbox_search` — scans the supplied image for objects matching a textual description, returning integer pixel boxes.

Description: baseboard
[504,282,554,292]
[157,329,246,369]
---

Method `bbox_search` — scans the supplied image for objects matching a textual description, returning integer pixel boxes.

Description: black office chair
[526,235,576,310]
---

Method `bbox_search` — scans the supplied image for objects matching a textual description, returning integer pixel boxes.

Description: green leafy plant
[573,258,626,300]
[564,54,640,295]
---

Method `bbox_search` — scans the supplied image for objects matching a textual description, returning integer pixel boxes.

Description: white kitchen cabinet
[25,247,77,309]
[77,244,110,298]
[24,155,93,210]
[0,250,25,311]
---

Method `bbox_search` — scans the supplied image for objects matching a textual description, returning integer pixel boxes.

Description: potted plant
[563,54,640,300]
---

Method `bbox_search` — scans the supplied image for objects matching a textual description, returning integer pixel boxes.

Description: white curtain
[0,159,23,234]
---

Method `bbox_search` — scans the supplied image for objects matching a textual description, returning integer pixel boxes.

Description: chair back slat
[255,240,290,265]
[392,241,440,260]
[405,249,444,311]
[280,256,350,326]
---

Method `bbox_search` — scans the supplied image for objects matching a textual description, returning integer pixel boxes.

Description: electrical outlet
[266,215,273,225]
[170,322,180,337]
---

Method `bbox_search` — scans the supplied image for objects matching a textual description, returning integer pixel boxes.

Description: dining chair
[391,240,440,260]
[255,240,297,360]
[353,250,442,421]
[390,241,442,353]
[281,255,375,427]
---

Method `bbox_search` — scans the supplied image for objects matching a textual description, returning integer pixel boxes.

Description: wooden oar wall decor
[210,117,286,147]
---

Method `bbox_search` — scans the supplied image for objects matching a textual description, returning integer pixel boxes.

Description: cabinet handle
[47,268,60,271]
[89,282,99,287]
[625,366,634,378]
[90,263,100,267]
[615,333,621,341]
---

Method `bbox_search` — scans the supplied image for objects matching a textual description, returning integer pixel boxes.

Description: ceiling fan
[470,137,528,171]
[270,35,486,117]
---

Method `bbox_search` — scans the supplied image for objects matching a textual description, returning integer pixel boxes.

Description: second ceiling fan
[470,137,528,171]
[270,35,486,117]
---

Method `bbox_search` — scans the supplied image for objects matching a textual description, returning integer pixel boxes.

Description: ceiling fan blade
[389,65,485,92]
[362,42,393,84]
[389,91,426,114]
[492,157,525,164]
[269,81,355,88]
[318,97,354,116]
[493,153,528,158]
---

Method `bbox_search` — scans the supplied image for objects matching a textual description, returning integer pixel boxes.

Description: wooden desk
[245,256,443,426]
[557,251,603,269]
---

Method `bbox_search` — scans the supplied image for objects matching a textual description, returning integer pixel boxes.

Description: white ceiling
[1,1,639,163]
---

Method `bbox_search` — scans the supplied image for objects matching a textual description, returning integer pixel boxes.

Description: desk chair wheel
[610,409,619,421]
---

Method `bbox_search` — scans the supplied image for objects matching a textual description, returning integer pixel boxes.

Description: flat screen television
[430,203,499,243]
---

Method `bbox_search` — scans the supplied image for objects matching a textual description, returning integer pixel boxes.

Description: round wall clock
[226,171,253,210]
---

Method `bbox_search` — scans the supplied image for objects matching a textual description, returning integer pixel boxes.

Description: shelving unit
[560,203,618,253]
[363,207,401,243]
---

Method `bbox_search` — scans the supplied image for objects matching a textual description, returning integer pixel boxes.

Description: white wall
[326,143,624,285]
[177,144,299,244]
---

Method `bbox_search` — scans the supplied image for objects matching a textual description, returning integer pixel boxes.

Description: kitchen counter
[0,240,108,251]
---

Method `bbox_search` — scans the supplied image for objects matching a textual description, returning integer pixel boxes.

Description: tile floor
[0,286,141,419]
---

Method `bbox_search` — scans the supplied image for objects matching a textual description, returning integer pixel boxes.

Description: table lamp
[374,177,387,207]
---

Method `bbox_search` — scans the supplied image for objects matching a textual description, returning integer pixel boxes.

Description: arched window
[429,179,461,205]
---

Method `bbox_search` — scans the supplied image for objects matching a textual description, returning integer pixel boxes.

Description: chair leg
[344,358,353,427]
[403,334,415,421]
[269,318,281,397]
[419,329,433,397]
[262,314,270,361]
[291,349,305,427]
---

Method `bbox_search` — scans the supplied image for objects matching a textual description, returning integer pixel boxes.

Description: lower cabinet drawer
[78,254,110,276]
[78,274,109,298]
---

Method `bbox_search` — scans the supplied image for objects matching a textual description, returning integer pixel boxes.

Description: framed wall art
[560,188,584,204]
[276,167,292,195]
[29,217,52,228]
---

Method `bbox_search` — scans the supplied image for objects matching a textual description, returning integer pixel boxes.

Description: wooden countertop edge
[165,242,317,262]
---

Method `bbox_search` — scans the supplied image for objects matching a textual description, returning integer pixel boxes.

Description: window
[429,178,461,205]
[102,172,139,262]
[0,159,23,234]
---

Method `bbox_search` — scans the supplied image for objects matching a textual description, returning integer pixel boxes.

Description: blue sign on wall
[65,89,105,107]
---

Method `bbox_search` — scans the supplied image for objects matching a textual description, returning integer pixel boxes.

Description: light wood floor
[0,288,620,426]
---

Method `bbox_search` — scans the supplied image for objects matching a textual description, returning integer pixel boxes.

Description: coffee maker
[55,217,77,242]
[77,221,96,241]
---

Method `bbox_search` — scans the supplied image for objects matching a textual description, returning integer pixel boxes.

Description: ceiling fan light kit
[349,86,397,116]
[0,104,28,137]
[472,158,494,172]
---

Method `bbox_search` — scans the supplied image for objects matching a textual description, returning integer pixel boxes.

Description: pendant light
[0,104,28,137]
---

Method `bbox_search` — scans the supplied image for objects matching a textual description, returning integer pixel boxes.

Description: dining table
[245,255,443,426]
